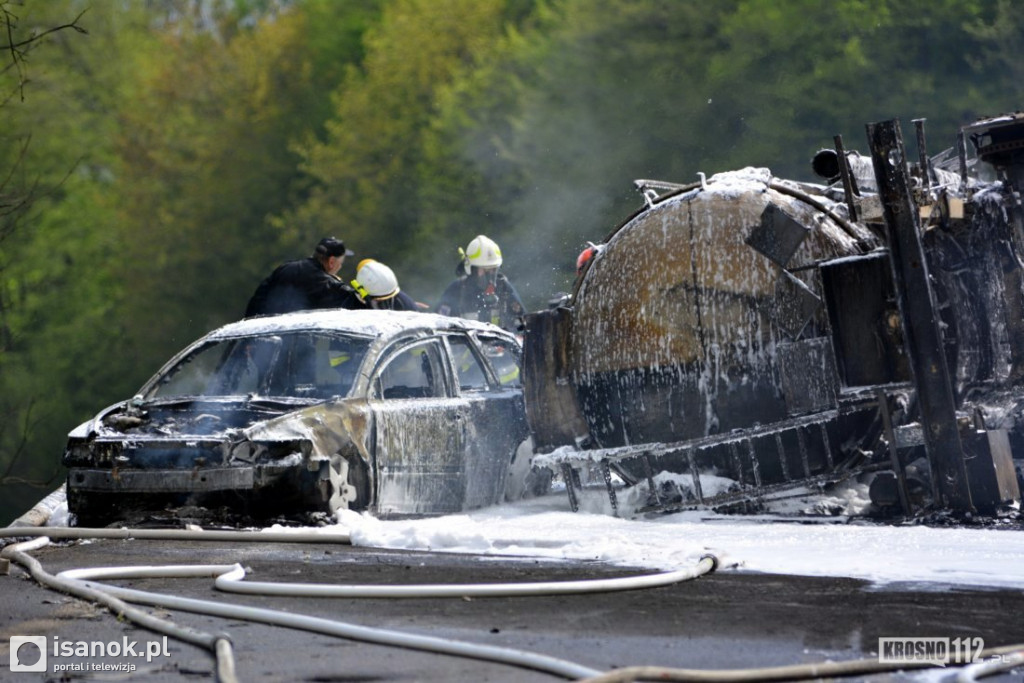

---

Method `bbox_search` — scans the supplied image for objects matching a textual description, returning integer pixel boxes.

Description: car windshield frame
[142,331,372,401]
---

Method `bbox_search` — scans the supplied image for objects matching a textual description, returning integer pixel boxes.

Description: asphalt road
[1,536,1022,682]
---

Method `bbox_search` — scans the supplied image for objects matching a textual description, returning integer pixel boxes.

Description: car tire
[326,453,370,514]
[67,488,117,528]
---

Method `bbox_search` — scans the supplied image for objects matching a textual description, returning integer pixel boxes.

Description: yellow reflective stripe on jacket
[498,365,520,384]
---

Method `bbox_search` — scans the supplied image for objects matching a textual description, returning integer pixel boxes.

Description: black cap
[315,237,354,258]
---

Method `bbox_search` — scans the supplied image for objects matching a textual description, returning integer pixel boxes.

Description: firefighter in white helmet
[436,235,525,332]
[350,259,419,311]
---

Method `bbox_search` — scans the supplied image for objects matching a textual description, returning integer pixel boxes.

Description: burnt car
[62,310,529,525]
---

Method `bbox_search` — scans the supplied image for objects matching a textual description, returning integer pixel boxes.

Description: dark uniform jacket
[436,273,524,332]
[356,290,421,311]
[245,257,361,317]
[383,291,420,311]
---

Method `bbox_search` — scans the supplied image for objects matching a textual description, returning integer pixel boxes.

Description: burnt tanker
[523,114,1024,517]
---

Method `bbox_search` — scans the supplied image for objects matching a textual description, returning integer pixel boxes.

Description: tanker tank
[523,115,1024,519]
[571,168,869,447]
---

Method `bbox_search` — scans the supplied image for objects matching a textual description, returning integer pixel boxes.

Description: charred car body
[63,310,528,525]
[524,114,1024,518]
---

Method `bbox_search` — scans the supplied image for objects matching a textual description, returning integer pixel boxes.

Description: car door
[445,332,529,509]
[369,338,468,516]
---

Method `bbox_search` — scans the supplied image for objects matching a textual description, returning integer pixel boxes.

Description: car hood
[66,395,374,471]
[83,396,307,440]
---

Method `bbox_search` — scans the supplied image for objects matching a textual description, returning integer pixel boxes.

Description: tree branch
[1,5,89,101]
[0,14,89,51]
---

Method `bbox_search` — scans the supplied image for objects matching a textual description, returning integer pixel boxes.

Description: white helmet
[352,259,399,300]
[465,235,502,268]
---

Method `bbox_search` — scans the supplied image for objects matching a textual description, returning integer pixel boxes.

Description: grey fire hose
[2,533,716,680]
[4,527,1020,682]
[2,537,238,683]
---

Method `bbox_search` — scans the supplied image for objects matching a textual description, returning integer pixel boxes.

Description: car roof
[208,309,516,342]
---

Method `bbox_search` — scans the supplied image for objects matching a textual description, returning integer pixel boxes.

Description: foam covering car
[62,310,528,525]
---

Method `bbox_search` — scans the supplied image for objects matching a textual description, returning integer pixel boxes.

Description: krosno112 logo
[878,637,984,666]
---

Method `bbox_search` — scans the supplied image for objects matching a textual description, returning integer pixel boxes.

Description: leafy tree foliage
[111,1,383,362]
[288,0,517,302]
[0,0,113,514]
[440,0,745,302]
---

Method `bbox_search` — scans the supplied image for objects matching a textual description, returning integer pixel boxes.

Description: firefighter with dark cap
[244,237,362,317]
[437,235,525,333]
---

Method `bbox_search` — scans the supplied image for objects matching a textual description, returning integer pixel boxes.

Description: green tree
[701,0,999,174]
[0,0,378,523]
[965,0,1024,111]
[0,0,125,520]
[426,0,1018,304]
[290,0,515,300]
[114,0,380,362]
[421,0,742,304]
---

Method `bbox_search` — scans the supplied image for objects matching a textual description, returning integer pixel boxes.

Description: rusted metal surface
[521,306,589,452]
[525,114,1024,519]
[563,171,865,457]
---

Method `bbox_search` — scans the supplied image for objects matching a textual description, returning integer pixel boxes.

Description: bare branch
[0,4,87,495]
[0,132,31,191]
[0,12,89,50]
[0,401,63,487]
[0,5,89,101]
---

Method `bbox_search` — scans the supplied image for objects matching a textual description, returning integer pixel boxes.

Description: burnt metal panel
[819,252,911,388]
[962,428,1021,514]
[746,203,811,268]
[893,423,925,449]
[773,271,821,339]
[461,391,529,510]
[875,388,913,515]
[777,338,839,415]
[71,466,256,492]
[965,112,1024,168]
[522,308,590,451]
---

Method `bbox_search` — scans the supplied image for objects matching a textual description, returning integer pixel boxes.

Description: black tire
[67,489,119,528]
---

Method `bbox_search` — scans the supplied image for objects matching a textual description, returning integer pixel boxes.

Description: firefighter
[350,259,420,311]
[548,241,603,309]
[244,237,361,317]
[576,241,601,279]
[437,235,525,333]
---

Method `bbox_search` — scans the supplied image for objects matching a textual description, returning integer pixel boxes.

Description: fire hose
[1,531,714,681]
[3,527,1021,682]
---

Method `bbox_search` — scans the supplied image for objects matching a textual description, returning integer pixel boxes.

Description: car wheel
[67,487,111,527]
[326,454,370,514]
